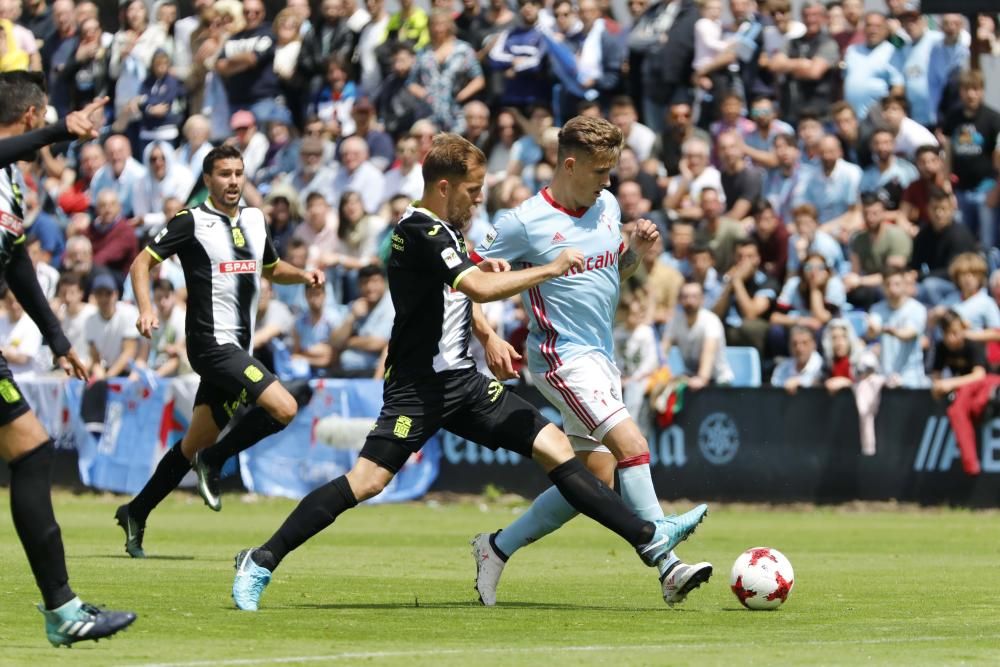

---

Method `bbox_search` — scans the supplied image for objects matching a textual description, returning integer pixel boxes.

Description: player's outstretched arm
[0,97,107,167]
[457,248,584,303]
[264,259,325,287]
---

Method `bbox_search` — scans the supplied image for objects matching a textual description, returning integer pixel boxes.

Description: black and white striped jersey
[384,205,479,379]
[0,165,27,267]
[145,200,278,354]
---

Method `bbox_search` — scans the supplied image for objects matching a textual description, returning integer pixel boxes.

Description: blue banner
[239,379,440,503]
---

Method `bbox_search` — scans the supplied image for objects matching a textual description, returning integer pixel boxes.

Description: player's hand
[304,269,326,287]
[66,97,108,140]
[551,248,585,276]
[478,257,511,273]
[629,218,659,256]
[136,310,159,339]
[56,349,88,381]
[484,335,521,381]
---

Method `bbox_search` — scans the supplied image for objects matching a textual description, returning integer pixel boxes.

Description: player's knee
[346,467,391,501]
[530,424,574,470]
[266,391,299,425]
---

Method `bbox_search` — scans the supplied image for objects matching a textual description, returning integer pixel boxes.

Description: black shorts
[0,354,31,428]
[189,343,278,429]
[360,368,549,473]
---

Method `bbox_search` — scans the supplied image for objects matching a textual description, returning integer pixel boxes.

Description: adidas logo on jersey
[551,231,566,244]
[220,260,259,274]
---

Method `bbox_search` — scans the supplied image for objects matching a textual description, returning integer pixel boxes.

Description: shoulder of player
[397,208,444,239]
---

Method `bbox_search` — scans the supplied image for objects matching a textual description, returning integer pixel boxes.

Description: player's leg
[0,410,136,646]
[115,403,220,557]
[232,376,433,610]
[187,348,293,510]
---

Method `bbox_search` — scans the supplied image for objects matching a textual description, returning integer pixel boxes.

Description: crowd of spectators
[3,0,1000,467]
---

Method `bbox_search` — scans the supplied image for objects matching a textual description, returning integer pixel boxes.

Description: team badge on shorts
[0,379,20,403]
[244,364,264,383]
[487,380,504,403]
[393,415,413,438]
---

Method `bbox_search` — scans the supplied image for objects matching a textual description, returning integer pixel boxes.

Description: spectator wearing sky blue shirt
[867,268,929,388]
[330,265,395,377]
[860,128,919,219]
[843,12,904,120]
[764,133,812,224]
[940,253,1000,344]
[927,14,969,126]
[787,204,844,276]
[291,283,346,377]
[89,134,146,218]
[799,135,862,234]
[741,96,794,170]
[892,8,944,127]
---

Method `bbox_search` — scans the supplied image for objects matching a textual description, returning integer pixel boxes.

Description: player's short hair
[0,71,47,125]
[557,116,624,164]
[202,144,244,176]
[949,252,988,286]
[358,264,384,281]
[422,133,486,184]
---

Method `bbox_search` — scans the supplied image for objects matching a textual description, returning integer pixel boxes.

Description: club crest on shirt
[232,227,246,248]
[441,247,462,269]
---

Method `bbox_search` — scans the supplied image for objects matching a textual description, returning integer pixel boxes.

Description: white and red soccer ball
[730,547,795,610]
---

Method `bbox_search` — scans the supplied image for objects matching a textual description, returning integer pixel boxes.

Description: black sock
[200,407,287,470]
[254,475,357,570]
[128,441,190,523]
[9,441,75,610]
[547,458,654,547]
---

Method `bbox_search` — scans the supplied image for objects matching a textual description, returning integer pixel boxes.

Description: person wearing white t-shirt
[664,136,724,221]
[664,281,734,389]
[771,325,824,393]
[56,273,97,368]
[381,135,424,206]
[609,96,657,162]
[84,273,139,379]
[0,289,49,378]
[27,237,60,302]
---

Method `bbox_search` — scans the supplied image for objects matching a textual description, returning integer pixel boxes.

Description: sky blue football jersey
[475,188,624,374]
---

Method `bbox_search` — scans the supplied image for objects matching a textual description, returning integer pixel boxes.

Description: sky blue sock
[619,459,679,576]
[493,485,577,559]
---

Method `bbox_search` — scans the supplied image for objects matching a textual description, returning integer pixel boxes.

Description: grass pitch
[0,492,997,666]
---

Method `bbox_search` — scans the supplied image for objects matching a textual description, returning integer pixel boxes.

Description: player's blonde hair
[422,134,486,184]
[557,116,624,165]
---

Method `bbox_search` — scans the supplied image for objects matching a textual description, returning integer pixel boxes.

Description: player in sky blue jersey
[470,116,712,607]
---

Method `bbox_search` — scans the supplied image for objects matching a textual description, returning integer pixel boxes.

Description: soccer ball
[730,547,795,610]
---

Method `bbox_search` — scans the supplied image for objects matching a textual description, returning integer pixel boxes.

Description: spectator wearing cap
[382,135,423,206]
[90,134,147,218]
[85,272,139,380]
[263,184,304,260]
[329,264,395,377]
[860,128,919,225]
[215,0,283,122]
[901,145,957,227]
[910,191,977,307]
[845,192,912,310]
[336,96,394,171]
[771,325,824,394]
[85,189,139,285]
[940,70,1000,252]
[843,12,904,120]
[132,141,194,231]
[406,9,484,134]
[487,0,549,108]
[332,136,385,214]
[227,110,269,180]
[798,135,862,236]
[767,1,839,126]
[282,136,336,209]
[175,115,212,182]
[891,3,943,127]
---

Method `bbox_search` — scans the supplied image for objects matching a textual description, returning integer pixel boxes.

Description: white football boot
[661,561,713,606]
[470,532,507,606]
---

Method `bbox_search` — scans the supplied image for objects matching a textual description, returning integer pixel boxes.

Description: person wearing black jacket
[910,188,978,306]
[0,72,136,648]
[637,0,697,133]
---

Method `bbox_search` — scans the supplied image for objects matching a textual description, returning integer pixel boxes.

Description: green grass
[1,492,998,666]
